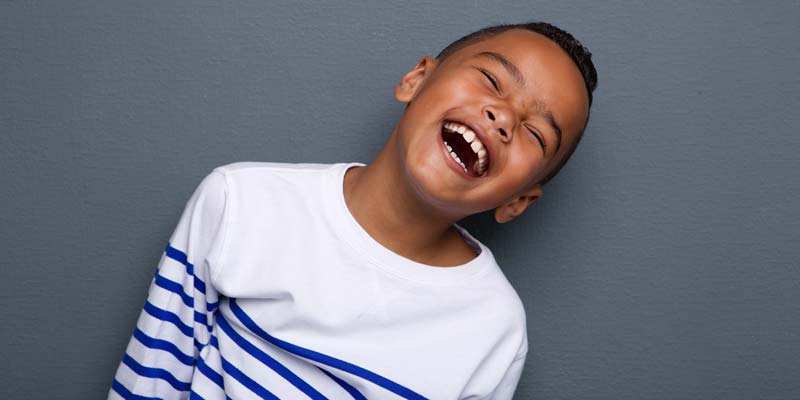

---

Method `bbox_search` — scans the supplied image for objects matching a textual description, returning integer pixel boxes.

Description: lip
[438,119,493,179]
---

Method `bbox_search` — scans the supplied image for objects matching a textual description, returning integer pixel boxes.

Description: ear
[494,184,544,223]
[394,56,437,104]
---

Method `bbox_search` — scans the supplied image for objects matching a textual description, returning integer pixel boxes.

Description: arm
[486,353,527,400]
[108,170,229,400]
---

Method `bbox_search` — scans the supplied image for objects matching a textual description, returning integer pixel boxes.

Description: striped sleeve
[108,169,230,400]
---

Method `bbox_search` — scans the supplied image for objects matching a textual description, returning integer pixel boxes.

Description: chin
[401,156,468,213]
[394,123,472,205]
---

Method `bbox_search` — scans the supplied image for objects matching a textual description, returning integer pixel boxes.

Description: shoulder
[476,258,529,357]
[186,168,229,219]
[206,161,338,198]
[208,161,342,204]
[213,161,338,177]
[495,273,528,342]
[196,161,348,285]
[485,273,529,361]
[186,161,341,224]
[460,229,528,341]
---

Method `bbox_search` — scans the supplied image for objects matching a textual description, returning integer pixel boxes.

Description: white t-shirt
[109,161,528,400]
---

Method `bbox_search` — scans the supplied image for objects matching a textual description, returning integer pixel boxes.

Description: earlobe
[394,56,437,104]
[494,185,543,223]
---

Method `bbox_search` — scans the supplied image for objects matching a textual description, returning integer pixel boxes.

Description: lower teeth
[473,161,483,175]
[444,139,485,175]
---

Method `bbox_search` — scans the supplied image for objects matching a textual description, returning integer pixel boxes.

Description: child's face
[392,29,590,222]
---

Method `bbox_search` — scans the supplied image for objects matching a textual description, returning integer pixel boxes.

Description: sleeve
[486,353,527,400]
[108,169,230,400]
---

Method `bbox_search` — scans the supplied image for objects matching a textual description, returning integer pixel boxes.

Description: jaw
[387,118,500,215]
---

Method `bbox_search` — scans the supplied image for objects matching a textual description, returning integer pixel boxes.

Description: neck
[343,131,468,266]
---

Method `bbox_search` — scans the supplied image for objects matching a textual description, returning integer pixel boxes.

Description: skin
[343,28,590,266]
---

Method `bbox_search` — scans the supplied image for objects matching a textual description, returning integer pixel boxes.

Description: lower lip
[438,129,477,179]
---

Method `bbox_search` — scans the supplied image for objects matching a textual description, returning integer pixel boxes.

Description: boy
[109,21,597,400]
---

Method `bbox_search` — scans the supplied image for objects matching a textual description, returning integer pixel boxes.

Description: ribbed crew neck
[323,162,494,285]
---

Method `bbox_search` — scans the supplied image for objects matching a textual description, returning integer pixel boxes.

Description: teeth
[470,140,482,152]
[448,148,467,171]
[463,130,475,143]
[473,160,484,175]
[443,121,489,175]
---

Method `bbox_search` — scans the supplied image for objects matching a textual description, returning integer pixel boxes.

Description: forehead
[445,29,589,143]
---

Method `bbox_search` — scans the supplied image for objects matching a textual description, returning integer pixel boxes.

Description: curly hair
[435,22,598,186]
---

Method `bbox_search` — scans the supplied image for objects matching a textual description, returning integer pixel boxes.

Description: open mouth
[440,120,490,177]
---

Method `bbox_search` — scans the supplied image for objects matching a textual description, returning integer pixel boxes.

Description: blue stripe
[194,276,207,295]
[216,310,328,399]
[199,337,234,400]
[111,379,162,400]
[189,391,205,400]
[133,328,194,366]
[229,299,427,400]
[165,243,207,294]
[165,243,193,274]
[196,351,225,389]
[151,274,212,333]
[163,243,218,314]
[154,273,194,308]
[190,391,230,400]
[143,301,193,337]
[196,311,212,331]
[219,354,280,400]
[317,367,367,400]
[122,353,191,392]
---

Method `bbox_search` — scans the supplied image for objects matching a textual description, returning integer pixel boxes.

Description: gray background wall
[1,1,798,399]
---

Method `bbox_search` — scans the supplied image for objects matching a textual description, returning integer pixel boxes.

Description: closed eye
[479,69,500,92]
[527,126,547,152]
[479,67,546,153]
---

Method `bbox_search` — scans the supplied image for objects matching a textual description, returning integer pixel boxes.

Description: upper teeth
[443,122,488,175]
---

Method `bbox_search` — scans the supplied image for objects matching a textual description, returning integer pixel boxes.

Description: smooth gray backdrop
[2,1,798,399]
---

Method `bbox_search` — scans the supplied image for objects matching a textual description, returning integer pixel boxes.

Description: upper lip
[447,118,494,175]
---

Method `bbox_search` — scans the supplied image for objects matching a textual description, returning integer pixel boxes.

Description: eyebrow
[475,51,563,154]
[476,51,525,87]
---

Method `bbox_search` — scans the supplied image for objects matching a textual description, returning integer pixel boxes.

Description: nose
[484,105,513,142]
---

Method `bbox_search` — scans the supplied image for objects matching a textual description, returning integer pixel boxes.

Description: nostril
[499,128,507,137]
[487,110,495,121]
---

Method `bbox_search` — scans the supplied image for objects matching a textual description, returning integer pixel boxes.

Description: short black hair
[435,21,598,186]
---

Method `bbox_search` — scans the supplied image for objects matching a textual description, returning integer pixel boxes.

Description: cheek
[452,78,487,105]
[424,75,482,107]
[506,147,546,182]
